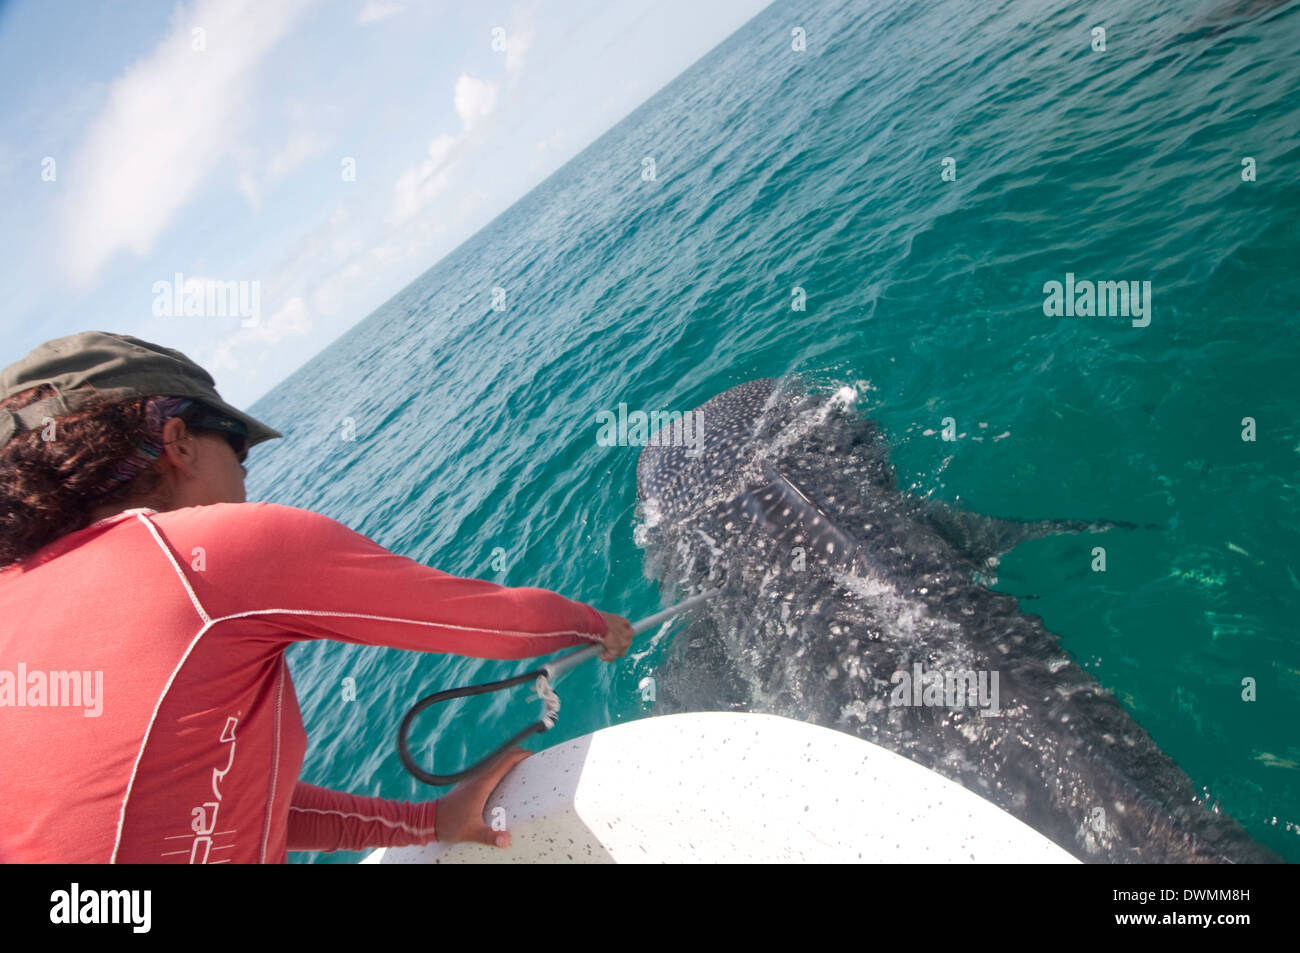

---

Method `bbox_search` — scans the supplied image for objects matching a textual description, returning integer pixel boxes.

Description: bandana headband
[88,396,195,499]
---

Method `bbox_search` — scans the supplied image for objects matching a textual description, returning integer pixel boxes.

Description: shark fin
[915,498,1136,567]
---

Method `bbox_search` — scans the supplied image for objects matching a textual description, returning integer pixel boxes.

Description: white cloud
[61,0,314,286]
[535,128,566,152]
[208,295,311,373]
[266,131,329,181]
[311,240,403,316]
[454,74,498,129]
[505,26,532,81]
[391,132,461,223]
[388,72,500,223]
[236,171,261,209]
[491,3,534,83]
[235,130,329,209]
[312,261,365,317]
[357,1,403,25]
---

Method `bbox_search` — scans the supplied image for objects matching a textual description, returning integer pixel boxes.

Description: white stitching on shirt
[259,657,285,863]
[206,607,603,642]
[288,806,437,837]
[109,514,216,863]
[133,512,211,625]
[109,623,215,862]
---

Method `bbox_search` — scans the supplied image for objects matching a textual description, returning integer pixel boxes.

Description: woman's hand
[435,747,532,848]
[596,611,634,661]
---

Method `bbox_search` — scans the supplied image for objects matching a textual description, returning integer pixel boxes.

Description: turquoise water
[245,0,1300,862]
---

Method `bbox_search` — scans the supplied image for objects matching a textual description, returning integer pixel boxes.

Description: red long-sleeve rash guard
[0,502,607,863]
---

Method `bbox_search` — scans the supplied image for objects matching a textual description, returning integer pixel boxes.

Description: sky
[0,0,773,407]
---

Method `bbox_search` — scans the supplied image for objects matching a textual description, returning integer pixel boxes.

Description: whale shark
[635,377,1276,863]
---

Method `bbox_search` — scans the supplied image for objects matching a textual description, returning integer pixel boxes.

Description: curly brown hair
[0,384,168,568]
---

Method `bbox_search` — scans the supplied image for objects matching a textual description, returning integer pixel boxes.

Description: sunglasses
[182,406,250,464]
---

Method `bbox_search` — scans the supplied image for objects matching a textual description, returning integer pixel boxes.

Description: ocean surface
[243,0,1300,863]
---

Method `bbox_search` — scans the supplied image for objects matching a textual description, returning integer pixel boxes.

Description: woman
[0,331,634,863]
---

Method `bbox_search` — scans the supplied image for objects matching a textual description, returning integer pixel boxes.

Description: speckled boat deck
[364,711,1077,864]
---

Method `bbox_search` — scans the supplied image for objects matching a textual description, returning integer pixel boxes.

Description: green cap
[0,331,282,448]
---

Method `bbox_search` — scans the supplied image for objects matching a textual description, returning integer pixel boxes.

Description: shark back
[634,377,1279,863]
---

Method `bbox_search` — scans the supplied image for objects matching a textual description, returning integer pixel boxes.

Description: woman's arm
[288,748,535,853]
[170,502,613,659]
[287,782,437,852]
